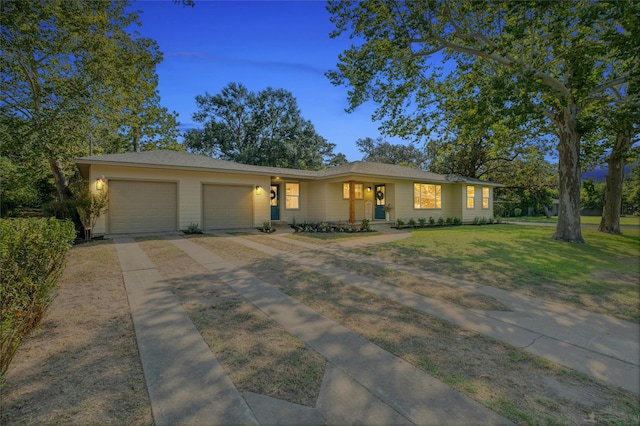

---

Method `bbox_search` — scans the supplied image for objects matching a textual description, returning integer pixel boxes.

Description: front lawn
[359,225,640,322]
[506,215,640,226]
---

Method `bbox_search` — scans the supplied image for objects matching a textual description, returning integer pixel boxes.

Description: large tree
[327,1,635,243]
[356,137,427,168]
[1,0,180,202]
[184,82,343,170]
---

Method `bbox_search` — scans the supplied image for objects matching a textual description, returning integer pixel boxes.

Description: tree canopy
[327,0,637,242]
[356,137,427,168]
[1,0,180,207]
[184,83,343,170]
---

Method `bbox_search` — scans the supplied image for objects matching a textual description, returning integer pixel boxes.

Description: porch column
[349,180,356,223]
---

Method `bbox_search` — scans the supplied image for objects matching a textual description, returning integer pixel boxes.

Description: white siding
[88,165,270,234]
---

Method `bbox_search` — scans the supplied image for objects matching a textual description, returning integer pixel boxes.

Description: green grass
[371,225,640,322]
[506,215,640,226]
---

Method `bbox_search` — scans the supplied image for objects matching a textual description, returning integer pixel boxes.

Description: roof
[75,150,504,186]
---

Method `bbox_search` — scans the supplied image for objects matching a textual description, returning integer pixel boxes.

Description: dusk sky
[129,0,406,162]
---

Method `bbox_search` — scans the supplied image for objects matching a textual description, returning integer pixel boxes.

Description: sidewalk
[241,231,639,394]
[115,235,510,425]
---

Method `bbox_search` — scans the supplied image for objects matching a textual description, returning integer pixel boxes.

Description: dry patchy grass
[136,236,325,407]
[242,234,509,311]
[1,240,152,425]
[194,235,639,426]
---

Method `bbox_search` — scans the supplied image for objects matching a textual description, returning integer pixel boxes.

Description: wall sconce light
[367,186,372,192]
[255,185,263,195]
[96,176,106,190]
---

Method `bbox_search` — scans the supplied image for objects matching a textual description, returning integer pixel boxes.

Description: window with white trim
[413,183,441,209]
[342,183,363,199]
[482,187,490,209]
[466,186,475,209]
[285,183,299,209]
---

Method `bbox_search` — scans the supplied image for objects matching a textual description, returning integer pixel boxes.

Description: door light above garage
[255,185,263,195]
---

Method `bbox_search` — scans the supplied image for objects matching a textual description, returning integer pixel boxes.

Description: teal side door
[375,184,386,219]
[270,184,279,220]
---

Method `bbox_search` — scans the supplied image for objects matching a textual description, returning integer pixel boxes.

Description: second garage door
[202,184,253,230]
[108,180,177,234]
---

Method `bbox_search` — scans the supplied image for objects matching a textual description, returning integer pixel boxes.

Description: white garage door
[108,180,177,234]
[202,184,253,230]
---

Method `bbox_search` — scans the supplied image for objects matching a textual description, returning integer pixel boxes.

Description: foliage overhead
[326,0,638,243]
[184,82,343,170]
[0,0,181,204]
[356,137,427,169]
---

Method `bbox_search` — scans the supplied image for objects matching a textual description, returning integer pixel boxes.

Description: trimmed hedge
[1,218,76,378]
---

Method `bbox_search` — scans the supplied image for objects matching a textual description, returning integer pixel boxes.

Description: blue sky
[129,0,404,161]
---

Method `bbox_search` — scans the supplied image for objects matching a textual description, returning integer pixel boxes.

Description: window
[467,186,475,209]
[482,187,490,209]
[342,183,363,199]
[413,183,441,209]
[285,183,299,209]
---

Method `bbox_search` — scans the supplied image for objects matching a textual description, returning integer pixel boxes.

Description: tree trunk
[599,131,630,234]
[552,105,584,243]
[48,156,73,201]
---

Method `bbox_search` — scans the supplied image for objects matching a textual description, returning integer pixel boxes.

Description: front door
[375,184,386,219]
[270,184,280,220]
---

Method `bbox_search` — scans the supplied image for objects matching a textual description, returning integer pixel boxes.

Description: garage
[108,180,178,234]
[202,184,253,230]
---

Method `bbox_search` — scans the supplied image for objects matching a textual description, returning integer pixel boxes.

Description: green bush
[437,217,445,226]
[1,218,76,378]
[360,218,371,232]
[418,217,427,227]
[429,216,436,226]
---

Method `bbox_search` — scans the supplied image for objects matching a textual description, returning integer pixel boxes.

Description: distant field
[506,215,640,226]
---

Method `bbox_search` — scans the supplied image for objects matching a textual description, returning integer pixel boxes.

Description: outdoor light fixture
[96,176,106,190]
[255,185,263,195]
[367,186,372,192]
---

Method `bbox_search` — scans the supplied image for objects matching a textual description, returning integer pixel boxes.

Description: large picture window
[342,183,363,199]
[285,183,299,209]
[467,186,475,209]
[482,187,490,209]
[413,183,441,209]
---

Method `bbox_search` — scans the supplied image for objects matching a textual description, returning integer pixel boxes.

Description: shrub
[514,208,522,217]
[472,217,480,225]
[185,222,202,234]
[480,217,488,225]
[437,217,445,226]
[74,183,109,241]
[1,218,76,377]
[453,217,462,226]
[408,218,417,227]
[445,217,453,225]
[396,218,405,227]
[360,218,371,232]
[429,216,436,226]
[261,221,273,233]
[418,217,427,227]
